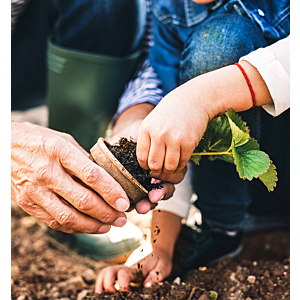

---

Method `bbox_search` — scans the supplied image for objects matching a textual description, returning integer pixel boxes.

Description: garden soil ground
[11,200,290,300]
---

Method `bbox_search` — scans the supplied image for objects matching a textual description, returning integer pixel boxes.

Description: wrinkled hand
[11,122,132,234]
[95,249,172,293]
[137,80,211,178]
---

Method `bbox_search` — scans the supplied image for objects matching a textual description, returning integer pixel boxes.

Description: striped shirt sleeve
[112,0,163,125]
[11,0,30,35]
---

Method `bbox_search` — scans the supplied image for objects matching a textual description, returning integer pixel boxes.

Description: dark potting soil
[11,201,290,300]
[108,137,162,192]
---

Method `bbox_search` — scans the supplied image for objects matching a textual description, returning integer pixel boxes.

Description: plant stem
[191,151,233,157]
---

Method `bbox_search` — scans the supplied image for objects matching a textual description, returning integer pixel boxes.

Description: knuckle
[35,164,52,183]
[100,210,115,224]
[178,159,189,170]
[17,197,33,210]
[47,219,61,230]
[47,139,65,158]
[74,192,93,212]
[61,132,75,142]
[81,164,101,184]
[140,121,150,133]
[85,223,100,234]
[148,160,161,171]
[163,163,177,174]
[136,152,147,165]
[57,210,75,227]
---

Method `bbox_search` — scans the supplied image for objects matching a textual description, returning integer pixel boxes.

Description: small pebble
[247,275,256,284]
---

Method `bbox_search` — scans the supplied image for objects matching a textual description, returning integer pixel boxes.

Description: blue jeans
[150,0,290,230]
[12,0,146,110]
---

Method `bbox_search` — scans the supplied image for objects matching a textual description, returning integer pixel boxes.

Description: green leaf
[228,117,250,147]
[238,138,260,151]
[189,154,202,165]
[208,154,234,163]
[197,115,232,153]
[226,109,249,133]
[233,147,270,180]
[259,162,278,192]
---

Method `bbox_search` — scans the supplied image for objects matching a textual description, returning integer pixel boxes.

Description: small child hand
[95,250,172,293]
[137,80,210,177]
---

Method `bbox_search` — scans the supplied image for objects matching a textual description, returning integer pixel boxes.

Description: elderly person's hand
[111,103,186,214]
[11,121,131,234]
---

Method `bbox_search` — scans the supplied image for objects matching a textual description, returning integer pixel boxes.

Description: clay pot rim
[97,137,149,196]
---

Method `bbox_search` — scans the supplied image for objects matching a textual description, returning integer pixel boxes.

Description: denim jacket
[152,0,290,42]
[150,0,290,94]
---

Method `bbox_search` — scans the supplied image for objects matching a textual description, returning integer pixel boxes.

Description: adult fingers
[58,143,131,213]
[25,185,111,234]
[49,171,127,227]
[14,196,82,234]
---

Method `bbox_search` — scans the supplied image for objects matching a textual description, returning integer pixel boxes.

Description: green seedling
[209,290,218,300]
[189,109,277,192]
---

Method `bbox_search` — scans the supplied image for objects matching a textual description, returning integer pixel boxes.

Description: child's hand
[95,249,173,294]
[136,79,211,178]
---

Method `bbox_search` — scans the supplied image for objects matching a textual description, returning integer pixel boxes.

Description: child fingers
[163,145,181,174]
[147,141,166,178]
[144,259,172,287]
[136,131,151,170]
[135,199,151,214]
[101,267,119,293]
[148,182,175,202]
[144,268,167,287]
[117,266,151,292]
[95,270,105,294]
[176,143,196,173]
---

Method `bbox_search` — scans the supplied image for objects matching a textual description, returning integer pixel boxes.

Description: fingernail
[145,281,152,288]
[115,198,130,212]
[149,171,159,178]
[98,224,111,234]
[113,216,127,227]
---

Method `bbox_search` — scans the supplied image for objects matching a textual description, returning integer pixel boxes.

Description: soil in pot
[107,137,162,192]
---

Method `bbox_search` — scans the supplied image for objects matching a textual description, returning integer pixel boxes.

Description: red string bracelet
[234,62,257,107]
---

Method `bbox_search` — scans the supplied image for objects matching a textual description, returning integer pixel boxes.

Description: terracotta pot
[90,137,149,205]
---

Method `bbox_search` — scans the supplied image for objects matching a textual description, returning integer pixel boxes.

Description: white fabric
[239,36,290,116]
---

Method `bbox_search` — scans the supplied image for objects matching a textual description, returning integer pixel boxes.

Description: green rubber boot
[47,40,142,150]
[74,220,145,263]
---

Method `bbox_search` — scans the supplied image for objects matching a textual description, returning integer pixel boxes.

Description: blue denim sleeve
[149,9,183,95]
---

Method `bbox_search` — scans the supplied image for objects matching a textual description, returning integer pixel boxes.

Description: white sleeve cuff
[239,36,290,117]
[155,164,193,219]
